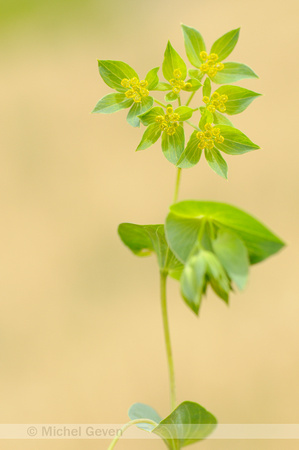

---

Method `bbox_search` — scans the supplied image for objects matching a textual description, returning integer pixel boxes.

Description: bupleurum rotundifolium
[203,92,228,113]
[155,106,180,136]
[199,51,224,77]
[121,77,150,103]
[169,69,192,94]
[197,123,224,150]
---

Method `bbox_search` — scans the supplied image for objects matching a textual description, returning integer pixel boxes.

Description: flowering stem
[186,91,196,107]
[186,120,200,131]
[107,419,158,450]
[173,168,182,204]
[154,98,167,108]
[160,271,176,412]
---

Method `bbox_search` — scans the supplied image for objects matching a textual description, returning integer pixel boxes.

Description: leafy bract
[181,24,206,68]
[165,201,285,265]
[153,401,217,448]
[165,91,179,102]
[154,82,172,91]
[145,67,160,90]
[175,106,193,121]
[128,403,161,432]
[203,78,211,98]
[213,111,233,126]
[181,253,207,314]
[92,93,133,114]
[162,125,185,165]
[136,124,162,151]
[215,85,261,115]
[162,41,187,82]
[177,131,202,169]
[127,97,154,127]
[204,147,228,179]
[212,63,258,84]
[214,125,259,155]
[210,28,240,62]
[98,60,138,92]
[188,69,204,81]
[118,223,183,279]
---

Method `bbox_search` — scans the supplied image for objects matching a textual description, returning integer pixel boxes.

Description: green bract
[94,24,285,450]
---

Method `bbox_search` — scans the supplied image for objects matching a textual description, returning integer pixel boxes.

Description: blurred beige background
[0,0,298,449]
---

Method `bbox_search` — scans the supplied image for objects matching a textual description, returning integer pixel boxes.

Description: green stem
[154,98,167,108]
[186,91,196,107]
[107,419,157,450]
[186,120,200,131]
[160,271,176,412]
[177,95,181,106]
[173,168,182,204]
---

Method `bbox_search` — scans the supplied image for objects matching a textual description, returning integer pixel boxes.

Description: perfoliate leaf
[128,403,161,432]
[98,60,138,92]
[139,106,164,126]
[182,78,202,91]
[212,229,249,290]
[215,85,261,115]
[92,93,133,114]
[212,63,258,84]
[165,91,179,102]
[177,131,202,169]
[188,69,204,81]
[181,24,206,68]
[181,253,207,314]
[162,41,187,82]
[215,125,259,155]
[165,201,285,265]
[118,223,183,278]
[136,123,162,151]
[152,401,217,448]
[145,67,160,90]
[204,147,228,179]
[153,82,172,91]
[127,97,154,127]
[161,126,185,165]
[174,106,193,121]
[203,78,211,98]
[211,28,240,62]
[213,111,233,126]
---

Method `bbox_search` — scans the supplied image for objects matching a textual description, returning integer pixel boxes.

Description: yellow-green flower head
[203,92,228,113]
[169,69,192,94]
[155,106,180,135]
[122,77,149,103]
[196,123,224,150]
[199,51,224,78]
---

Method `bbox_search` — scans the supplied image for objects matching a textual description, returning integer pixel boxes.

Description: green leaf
[127,97,154,127]
[128,403,161,432]
[213,111,233,126]
[188,69,204,81]
[203,78,211,98]
[145,67,160,90]
[203,251,230,302]
[161,126,185,165]
[165,201,285,265]
[181,24,206,68]
[204,147,228,179]
[177,131,202,169]
[215,125,259,155]
[174,106,193,121]
[92,93,133,114]
[212,63,258,84]
[211,28,240,62]
[199,109,213,129]
[118,223,183,278]
[165,91,179,102]
[152,401,217,448]
[212,229,249,290]
[136,123,162,151]
[182,78,202,91]
[162,41,187,82]
[153,82,172,91]
[215,85,261,115]
[139,106,164,126]
[98,60,138,92]
[181,253,207,314]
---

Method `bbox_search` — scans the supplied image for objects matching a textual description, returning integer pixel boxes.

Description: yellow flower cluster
[122,77,149,103]
[169,69,192,94]
[199,52,224,78]
[155,106,180,136]
[203,92,228,113]
[196,123,224,150]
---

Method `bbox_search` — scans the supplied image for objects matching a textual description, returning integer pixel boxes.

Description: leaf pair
[128,401,217,448]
